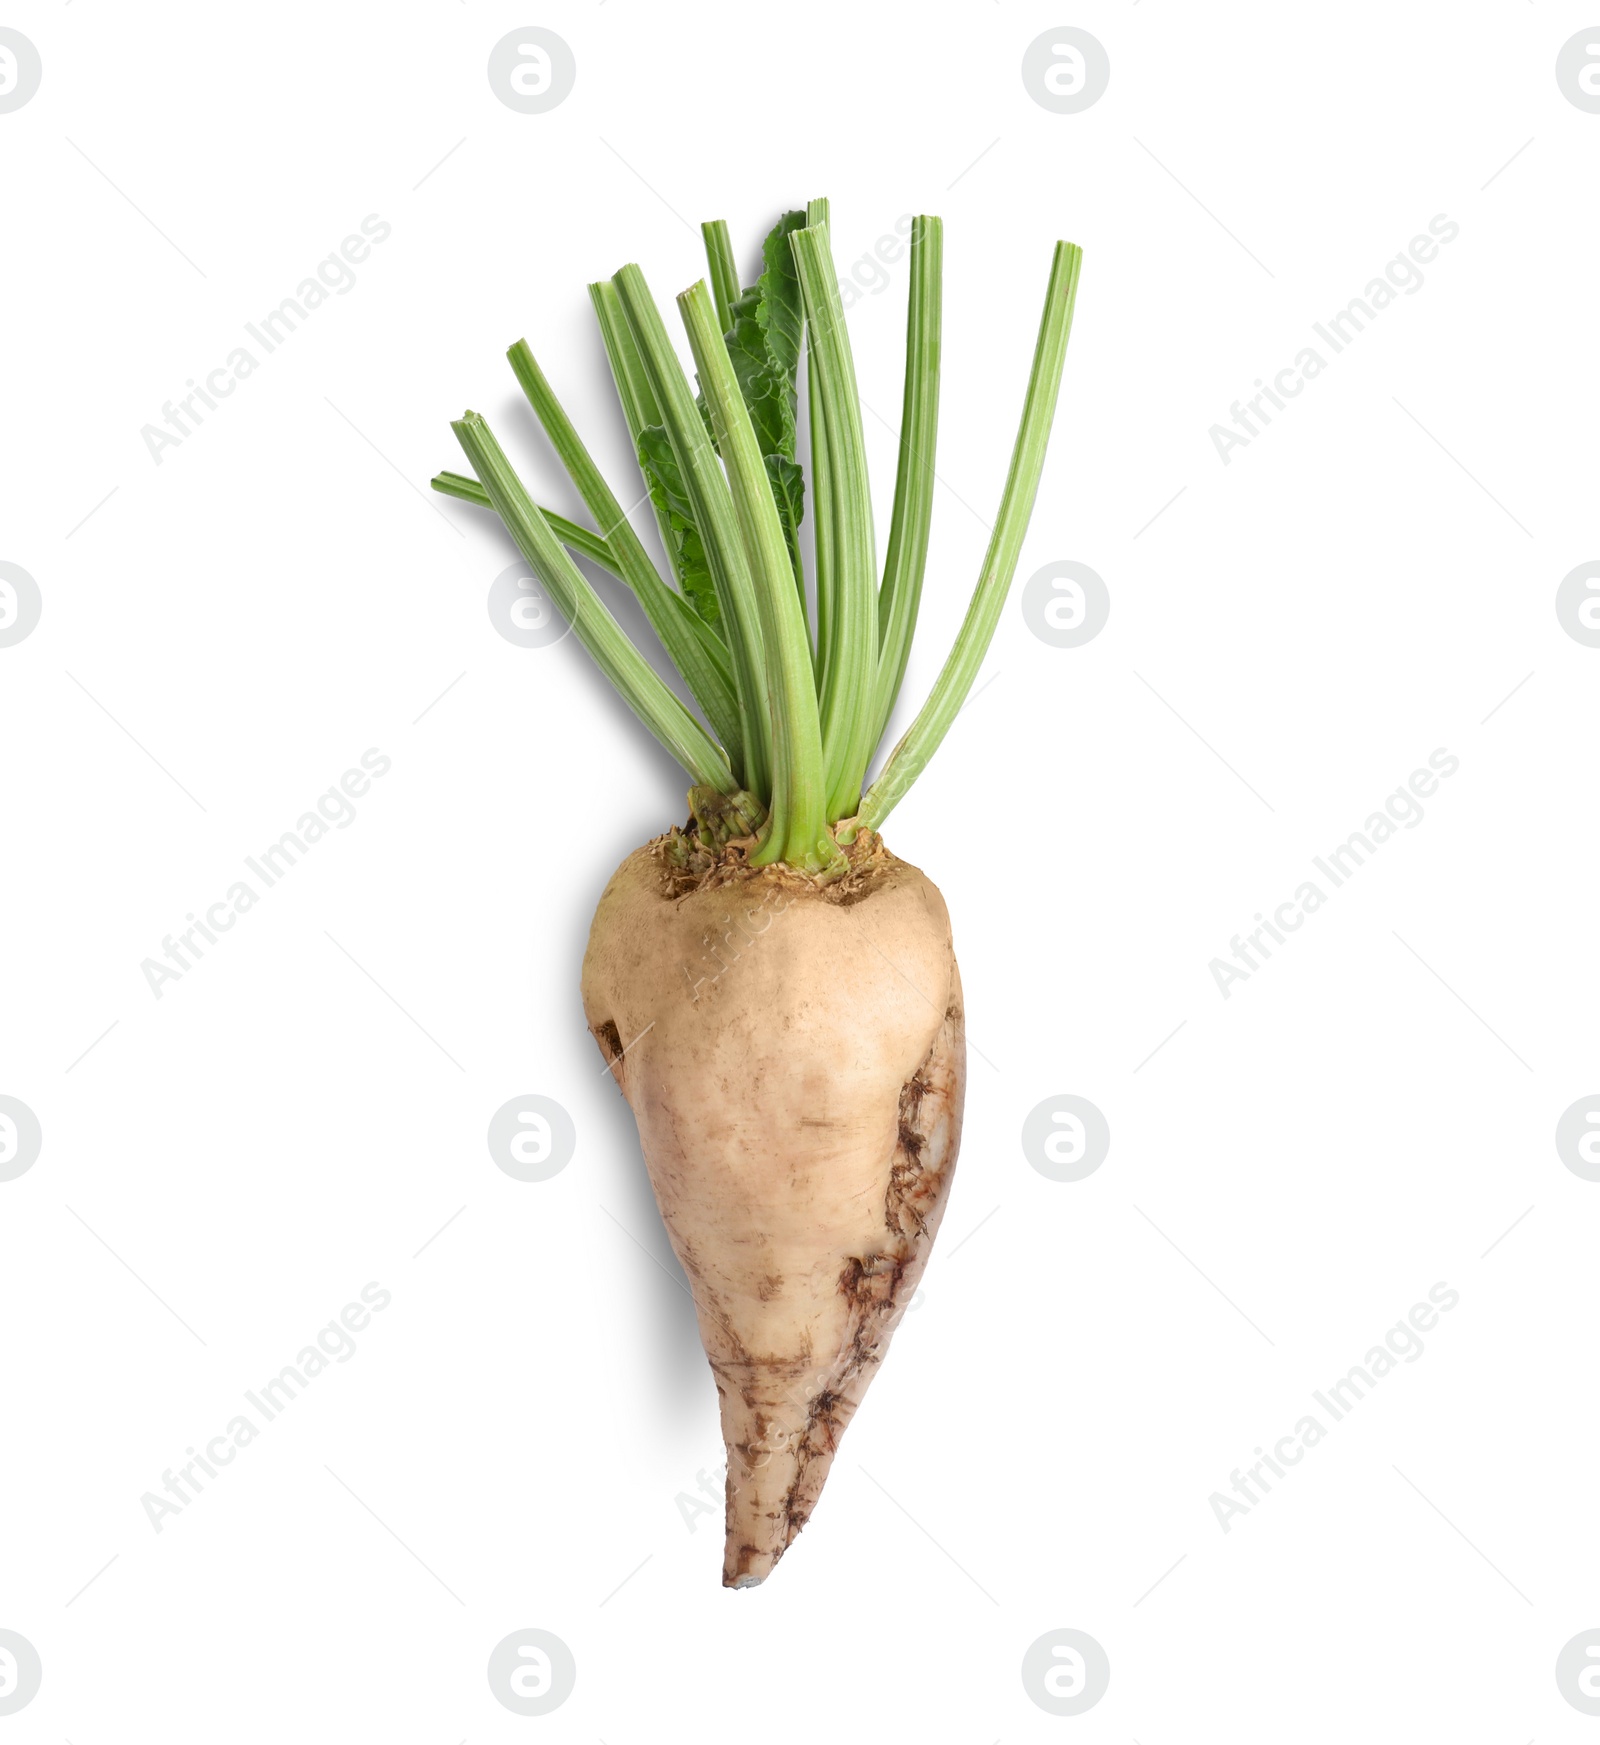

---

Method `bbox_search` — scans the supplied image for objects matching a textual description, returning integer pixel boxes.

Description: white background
[3,2,1598,1738]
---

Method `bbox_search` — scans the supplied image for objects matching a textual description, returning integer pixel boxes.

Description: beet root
[580,838,966,1586]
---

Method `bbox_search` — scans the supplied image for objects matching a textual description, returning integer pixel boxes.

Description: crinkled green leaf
[723,297,793,461]
[756,210,806,380]
[724,209,807,465]
[637,425,721,634]
[665,211,811,640]
[765,453,805,592]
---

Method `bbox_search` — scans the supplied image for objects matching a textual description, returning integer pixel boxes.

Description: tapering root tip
[721,1492,790,1590]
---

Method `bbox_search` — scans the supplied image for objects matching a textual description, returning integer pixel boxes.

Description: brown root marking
[889,1068,936,1239]
[727,1542,765,1585]
[590,1018,624,1085]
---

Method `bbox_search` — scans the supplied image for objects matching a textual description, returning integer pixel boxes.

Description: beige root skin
[581,837,966,1587]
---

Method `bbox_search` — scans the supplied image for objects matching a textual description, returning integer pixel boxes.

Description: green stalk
[589,279,663,438]
[613,263,772,804]
[453,411,760,826]
[806,355,832,683]
[589,280,686,582]
[505,339,744,774]
[433,467,736,716]
[431,471,615,569]
[680,283,838,874]
[870,215,943,748]
[792,224,878,819]
[701,219,741,334]
[856,241,1084,833]
[803,197,833,688]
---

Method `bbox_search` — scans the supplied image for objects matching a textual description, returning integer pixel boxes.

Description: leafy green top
[433,203,1083,876]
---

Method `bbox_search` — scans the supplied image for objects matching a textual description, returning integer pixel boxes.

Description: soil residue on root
[652,822,894,904]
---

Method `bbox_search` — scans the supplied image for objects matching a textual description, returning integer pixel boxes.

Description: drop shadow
[542,817,709,1431]
[578,1055,711,1425]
